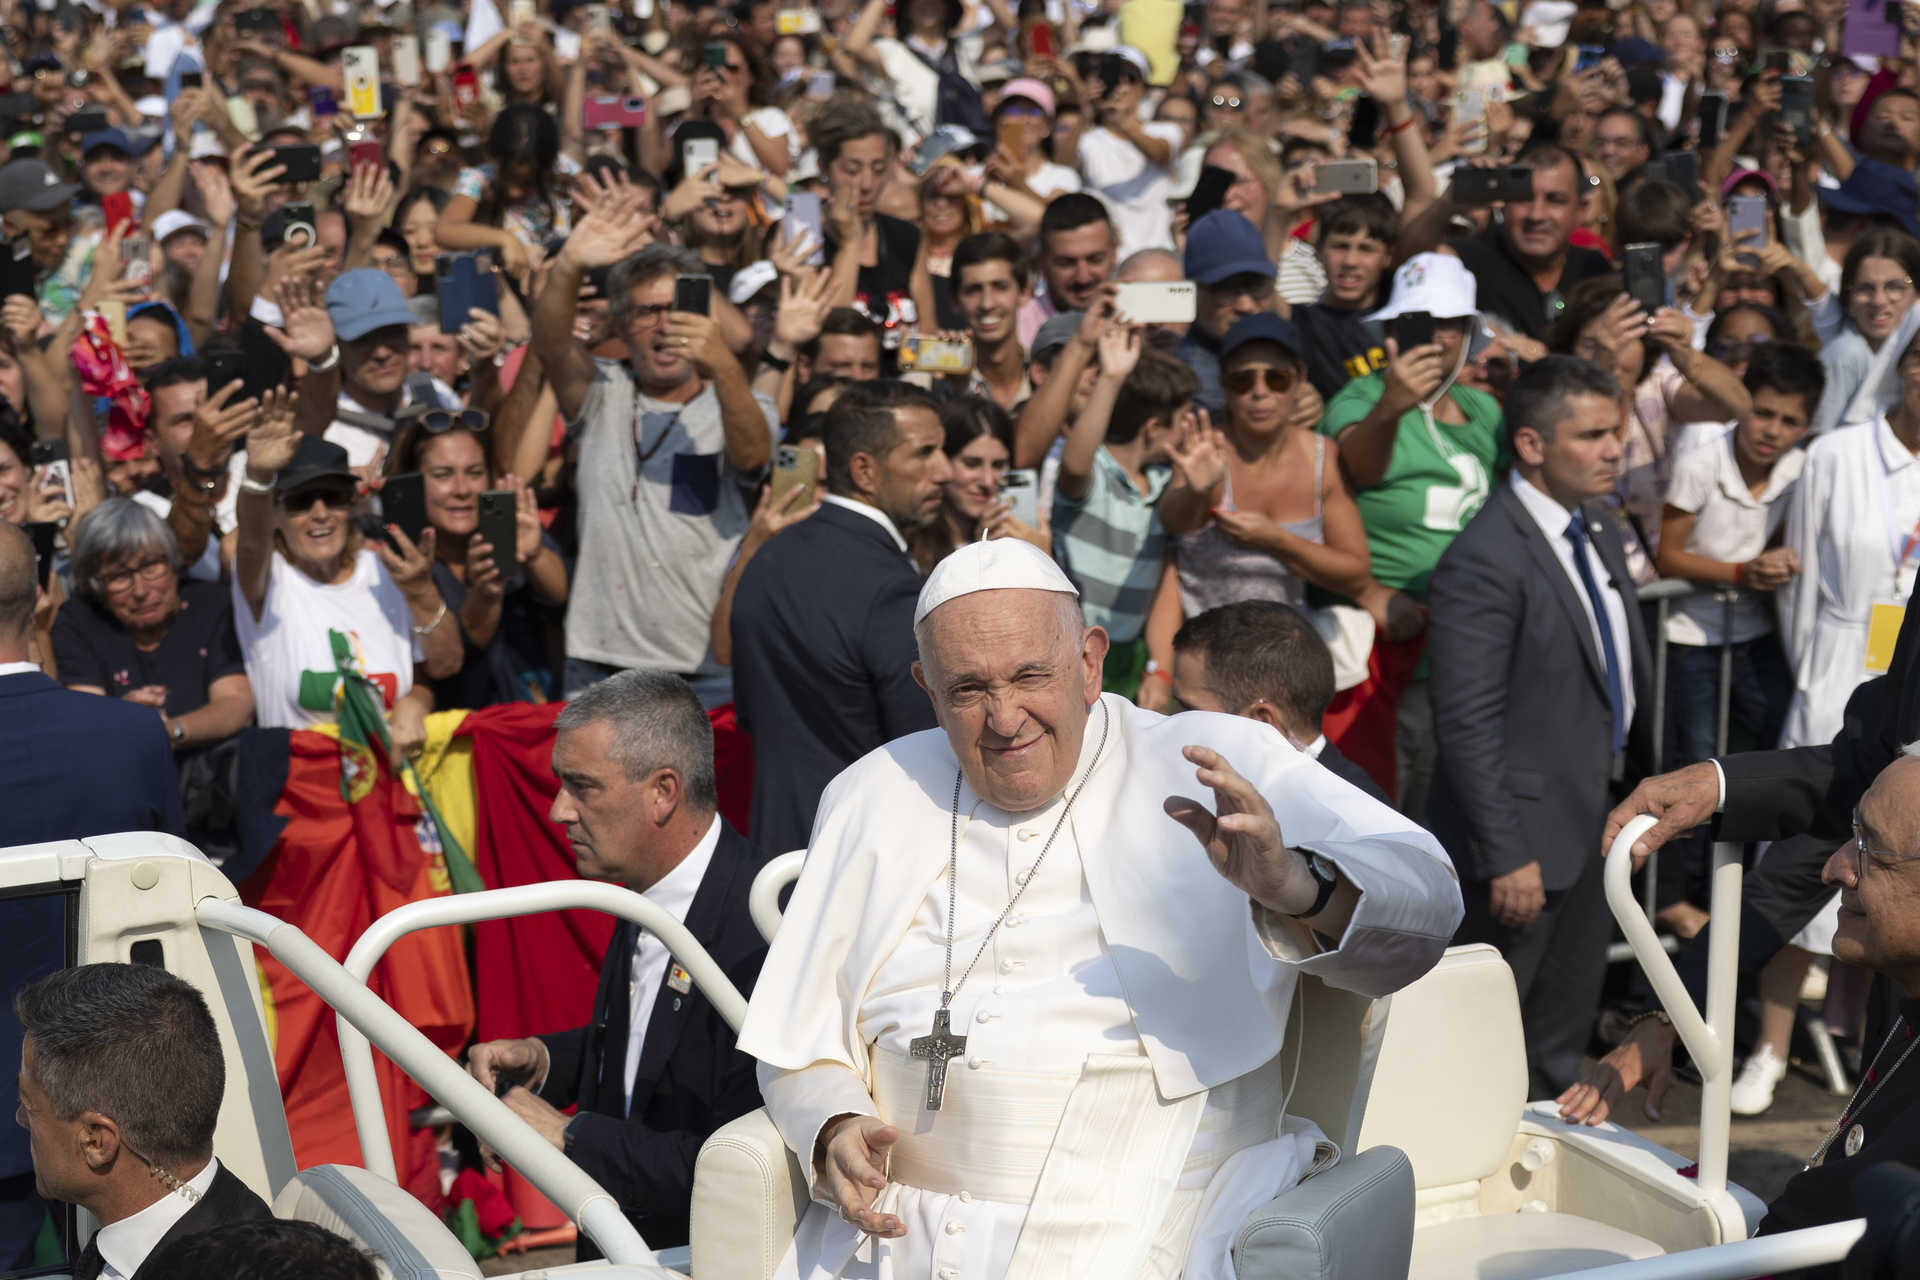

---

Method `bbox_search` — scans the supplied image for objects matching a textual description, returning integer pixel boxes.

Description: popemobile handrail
[1605,813,1741,1204]
[194,897,666,1270]
[333,881,750,1187]
[1568,1219,1866,1279]
[749,849,806,943]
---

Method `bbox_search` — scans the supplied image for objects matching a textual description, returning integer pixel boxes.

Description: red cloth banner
[239,730,475,1209]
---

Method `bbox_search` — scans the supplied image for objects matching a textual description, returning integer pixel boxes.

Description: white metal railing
[194,898,663,1269]
[749,850,805,942]
[1574,1219,1865,1278]
[335,882,749,1182]
[1604,813,1742,1196]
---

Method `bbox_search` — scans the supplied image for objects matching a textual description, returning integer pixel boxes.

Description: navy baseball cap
[1819,157,1920,239]
[1184,210,1276,286]
[1219,312,1305,363]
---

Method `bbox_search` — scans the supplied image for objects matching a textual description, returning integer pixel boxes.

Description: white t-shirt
[1076,122,1186,259]
[232,547,422,730]
[1663,427,1805,647]
[733,106,799,168]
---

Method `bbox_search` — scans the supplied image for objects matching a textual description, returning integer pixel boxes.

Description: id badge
[1867,602,1905,674]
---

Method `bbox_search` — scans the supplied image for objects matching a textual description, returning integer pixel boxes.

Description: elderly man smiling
[738,539,1462,1280]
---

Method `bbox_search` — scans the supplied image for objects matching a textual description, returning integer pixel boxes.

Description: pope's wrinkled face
[913,590,1107,813]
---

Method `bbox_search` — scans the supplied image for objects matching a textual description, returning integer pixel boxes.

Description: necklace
[1806,1016,1917,1169]
[907,703,1112,1112]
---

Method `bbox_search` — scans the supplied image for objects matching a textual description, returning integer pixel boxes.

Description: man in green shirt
[1320,251,1506,822]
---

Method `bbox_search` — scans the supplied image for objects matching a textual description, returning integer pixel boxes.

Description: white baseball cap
[152,210,211,244]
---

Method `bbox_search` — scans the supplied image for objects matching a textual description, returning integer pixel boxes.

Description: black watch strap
[1287,850,1339,919]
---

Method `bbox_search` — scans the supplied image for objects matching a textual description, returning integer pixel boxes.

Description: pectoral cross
[908,1006,968,1111]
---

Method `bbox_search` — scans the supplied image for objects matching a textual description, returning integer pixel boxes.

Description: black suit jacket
[1717,582,1920,847]
[0,671,184,844]
[537,823,771,1252]
[1425,484,1653,889]
[127,1163,275,1278]
[729,501,936,853]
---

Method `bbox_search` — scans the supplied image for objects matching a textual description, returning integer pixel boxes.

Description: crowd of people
[5,0,1920,1268]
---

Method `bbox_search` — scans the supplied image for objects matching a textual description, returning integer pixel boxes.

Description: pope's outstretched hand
[1166,746,1313,916]
[817,1114,907,1238]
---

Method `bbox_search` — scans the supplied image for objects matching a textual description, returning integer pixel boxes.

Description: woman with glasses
[51,498,252,755]
[384,410,568,708]
[1157,314,1372,618]
[1813,229,1920,437]
[232,397,459,759]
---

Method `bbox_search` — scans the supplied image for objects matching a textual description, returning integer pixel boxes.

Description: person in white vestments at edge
[735,537,1464,1280]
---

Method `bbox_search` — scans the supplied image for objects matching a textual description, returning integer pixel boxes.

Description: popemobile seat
[273,1163,485,1280]
[689,852,1419,1280]
[1355,943,1767,1279]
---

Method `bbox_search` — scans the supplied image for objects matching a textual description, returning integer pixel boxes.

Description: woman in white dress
[1732,323,1920,1115]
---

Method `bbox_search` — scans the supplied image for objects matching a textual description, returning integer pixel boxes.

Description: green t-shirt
[1319,373,1508,601]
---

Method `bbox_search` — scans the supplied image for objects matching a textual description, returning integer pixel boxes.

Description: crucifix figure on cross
[908,1006,968,1111]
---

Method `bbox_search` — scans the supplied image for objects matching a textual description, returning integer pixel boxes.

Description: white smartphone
[682,136,719,175]
[998,469,1039,528]
[509,0,538,24]
[1113,280,1197,325]
[390,34,421,87]
[342,45,380,118]
[424,28,453,74]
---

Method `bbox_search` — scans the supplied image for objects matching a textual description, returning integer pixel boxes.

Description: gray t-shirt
[566,359,777,674]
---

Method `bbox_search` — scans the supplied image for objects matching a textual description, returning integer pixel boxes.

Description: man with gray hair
[14,963,272,1279]
[466,670,771,1255]
[535,194,779,708]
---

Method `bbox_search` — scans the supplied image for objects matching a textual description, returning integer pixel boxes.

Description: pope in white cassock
[736,540,1464,1280]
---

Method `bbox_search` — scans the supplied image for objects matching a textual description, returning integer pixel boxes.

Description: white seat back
[1355,944,1527,1189]
[690,1109,808,1280]
[1282,976,1390,1154]
[273,1164,484,1280]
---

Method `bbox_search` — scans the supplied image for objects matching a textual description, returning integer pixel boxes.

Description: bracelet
[1624,1009,1673,1036]
[309,343,340,372]
[1140,668,1171,685]
[760,350,792,372]
[239,473,274,495]
[412,602,449,637]
[1383,115,1416,136]
[182,456,227,481]
[1733,561,1746,587]
[235,216,263,231]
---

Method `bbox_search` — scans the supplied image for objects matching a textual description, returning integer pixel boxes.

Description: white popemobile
[0,821,1870,1280]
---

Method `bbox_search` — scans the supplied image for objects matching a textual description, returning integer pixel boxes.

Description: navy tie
[71,1236,103,1280]
[1565,515,1627,756]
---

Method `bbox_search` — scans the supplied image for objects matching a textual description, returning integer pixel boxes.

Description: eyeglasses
[420,407,490,434]
[1706,336,1771,362]
[1850,278,1917,302]
[279,485,355,509]
[621,302,674,329]
[1711,45,1743,60]
[241,79,280,94]
[1211,94,1243,109]
[1850,808,1920,869]
[97,558,171,595]
[1226,365,1299,394]
[422,140,455,157]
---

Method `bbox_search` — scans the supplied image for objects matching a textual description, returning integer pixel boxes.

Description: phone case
[343,46,380,118]
[391,36,421,87]
[674,275,712,316]
[381,473,430,546]
[770,446,819,508]
[437,255,474,333]
[900,338,972,373]
[425,30,453,74]
[1113,281,1197,325]
[998,473,1039,527]
[477,490,518,562]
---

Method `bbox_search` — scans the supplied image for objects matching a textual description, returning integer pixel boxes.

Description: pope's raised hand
[816,1114,906,1238]
[1165,746,1299,914]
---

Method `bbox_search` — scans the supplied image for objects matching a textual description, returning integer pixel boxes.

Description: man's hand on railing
[1603,761,1723,870]
[1556,1014,1678,1126]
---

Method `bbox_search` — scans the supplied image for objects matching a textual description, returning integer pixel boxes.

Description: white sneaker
[1730,1044,1789,1116]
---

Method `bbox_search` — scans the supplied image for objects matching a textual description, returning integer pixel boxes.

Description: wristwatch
[167,719,186,745]
[1287,850,1339,919]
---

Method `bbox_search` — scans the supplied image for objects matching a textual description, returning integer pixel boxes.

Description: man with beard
[1015,194,1117,349]
[535,198,778,706]
[728,380,950,853]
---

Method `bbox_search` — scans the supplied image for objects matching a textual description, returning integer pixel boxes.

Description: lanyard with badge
[1866,456,1920,674]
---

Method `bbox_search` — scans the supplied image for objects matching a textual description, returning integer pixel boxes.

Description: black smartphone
[235,8,281,35]
[179,70,203,89]
[1391,310,1435,351]
[1622,241,1666,315]
[477,489,518,566]
[1186,164,1236,222]
[0,238,34,300]
[23,520,56,591]
[1436,25,1457,70]
[0,91,36,122]
[1780,75,1814,141]
[1698,90,1727,149]
[436,253,476,332]
[1348,95,1380,150]
[704,40,728,70]
[204,348,252,399]
[1648,151,1698,195]
[1452,165,1533,205]
[674,274,711,317]
[379,471,430,548]
[253,143,322,184]
[29,439,67,466]
[62,108,108,136]
[1764,48,1792,72]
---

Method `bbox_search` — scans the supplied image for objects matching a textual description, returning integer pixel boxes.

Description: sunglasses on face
[420,407,490,435]
[280,485,355,509]
[1226,365,1298,394]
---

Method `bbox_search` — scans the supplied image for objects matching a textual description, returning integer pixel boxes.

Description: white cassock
[737,693,1464,1280]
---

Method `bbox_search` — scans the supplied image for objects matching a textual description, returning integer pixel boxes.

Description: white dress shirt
[624,814,720,1111]
[0,661,39,677]
[93,1156,222,1279]
[819,494,908,554]
[1509,472,1637,730]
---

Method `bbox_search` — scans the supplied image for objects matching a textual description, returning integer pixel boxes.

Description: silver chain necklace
[907,702,1111,1111]
[1806,1016,1917,1169]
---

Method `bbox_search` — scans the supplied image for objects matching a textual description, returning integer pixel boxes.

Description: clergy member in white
[737,539,1463,1280]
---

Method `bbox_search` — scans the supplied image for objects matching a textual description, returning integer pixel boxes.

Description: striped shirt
[1051,449,1171,644]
